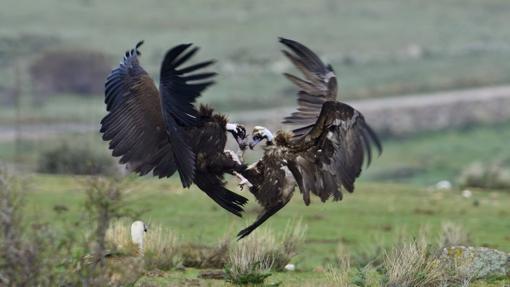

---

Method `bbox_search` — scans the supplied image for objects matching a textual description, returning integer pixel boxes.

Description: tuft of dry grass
[225,220,307,285]
[226,229,275,285]
[384,229,444,287]
[326,244,353,287]
[273,220,307,270]
[438,222,470,249]
[143,224,180,271]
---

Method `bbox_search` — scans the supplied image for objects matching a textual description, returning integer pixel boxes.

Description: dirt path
[1,85,510,142]
[230,85,510,136]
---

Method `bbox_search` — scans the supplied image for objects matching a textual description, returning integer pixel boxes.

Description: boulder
[439,246,509,279]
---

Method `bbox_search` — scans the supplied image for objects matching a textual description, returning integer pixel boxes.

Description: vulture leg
[237,201,288,240]
[223,150,252,189]
[234,171,253,190]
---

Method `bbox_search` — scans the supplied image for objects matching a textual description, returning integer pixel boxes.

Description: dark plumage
[238,38,382,239]
[100,42,248,217]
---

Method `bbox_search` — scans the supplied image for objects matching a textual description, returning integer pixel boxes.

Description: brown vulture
[100,41,249,217]
[237,38,382,239]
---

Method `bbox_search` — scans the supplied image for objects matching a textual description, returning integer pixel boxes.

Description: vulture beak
[227,123,248,150]
[249,137,262,149]
[235,136,248,151]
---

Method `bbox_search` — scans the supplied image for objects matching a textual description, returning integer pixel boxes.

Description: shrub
[384,229,445,287]
[143,224,180,271]
[458,161,510,190]
[38,142,117,176]
[29,48,112,97]
[225,221,306,285]
[225,230,274,285]
[0,171,63,286]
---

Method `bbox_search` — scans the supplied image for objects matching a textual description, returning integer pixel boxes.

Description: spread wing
[279,37,338,139]
[289,101,382,204]
[101,41,178,179]
[157,43,216,187]
[100,42,215,187]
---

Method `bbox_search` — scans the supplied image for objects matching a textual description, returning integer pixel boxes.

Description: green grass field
[2,0,510,120]
[23,174,510,286]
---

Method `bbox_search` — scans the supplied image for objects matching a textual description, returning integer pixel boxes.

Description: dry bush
[458,161,510,190]
[105,220,139,255]
[225,229,275,285]
[0,172,147,286]
[329,244,385,287]
[327,244,353,287]
[326,224,477,287]
[384,230,444,287]
[29,48,112,97]
[350,240,387,269]
[38,142,117,176]
[0,171,61,286]
[79,177,145,286]
[143,224,180,271]
[225,221,306,285]
[438,222,470,249]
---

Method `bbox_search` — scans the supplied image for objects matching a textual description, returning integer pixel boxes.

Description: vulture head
[226,123,248,150]
[249,126,274,149]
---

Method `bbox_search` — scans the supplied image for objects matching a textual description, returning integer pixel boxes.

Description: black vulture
[237,38,382,238]
[100,41,248,217]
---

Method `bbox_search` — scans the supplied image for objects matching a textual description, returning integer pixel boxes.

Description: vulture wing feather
[100,41,179,179]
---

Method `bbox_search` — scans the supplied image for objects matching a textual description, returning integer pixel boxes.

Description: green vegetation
[364,122,510,185]
[17,174,510,286]
[2,0,510,122]
[3,121,510,186]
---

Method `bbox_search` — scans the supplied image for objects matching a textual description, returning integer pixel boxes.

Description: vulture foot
[234,171,253,190]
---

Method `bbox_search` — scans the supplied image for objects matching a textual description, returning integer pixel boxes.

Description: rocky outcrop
[439,246,509,279]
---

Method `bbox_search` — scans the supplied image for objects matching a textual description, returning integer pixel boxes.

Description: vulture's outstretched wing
[158,44,216,187]
[100,42,215,187]
[289,101,382,204]
[279,38,338,139]
[101,41,178,179]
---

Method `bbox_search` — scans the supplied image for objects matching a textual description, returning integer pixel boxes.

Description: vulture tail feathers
[237,202,287,240]
[194,172,248,217]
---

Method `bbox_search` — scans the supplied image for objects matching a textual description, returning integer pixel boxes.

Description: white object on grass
[131,220,147,252]
[462,189,473,198]
[435,180,452,190]
[284,263,295,271]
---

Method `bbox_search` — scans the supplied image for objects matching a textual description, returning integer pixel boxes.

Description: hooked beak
[249,138,262,149]
[234,136,248,150]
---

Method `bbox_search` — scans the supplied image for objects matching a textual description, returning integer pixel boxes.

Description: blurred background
[1,0,510,187]
[1,1,510,285]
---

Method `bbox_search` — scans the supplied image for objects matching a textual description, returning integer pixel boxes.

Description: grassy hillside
[2,0,510,117]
